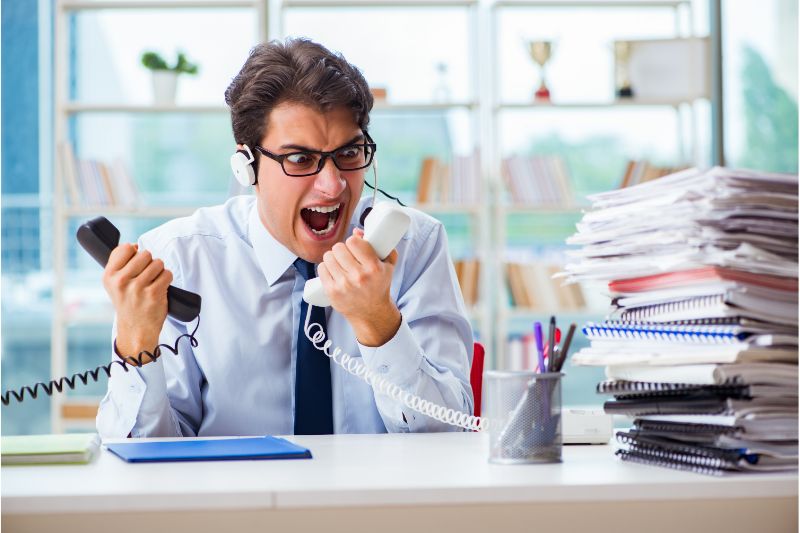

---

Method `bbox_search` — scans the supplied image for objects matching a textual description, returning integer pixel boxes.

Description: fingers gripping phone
[303,202,411,307]
[76,217,202,322]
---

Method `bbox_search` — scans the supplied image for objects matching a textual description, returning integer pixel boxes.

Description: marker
[547,316,556,372]
[556,323,576,372]
[534,322,545,373]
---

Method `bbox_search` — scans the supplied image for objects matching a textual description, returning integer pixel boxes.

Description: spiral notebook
[596,380,795,399]
[603,395,797,417]
[605,362,799,386]
[609,294,798,326]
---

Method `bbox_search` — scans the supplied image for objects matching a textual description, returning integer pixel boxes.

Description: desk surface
[3,432,797,515]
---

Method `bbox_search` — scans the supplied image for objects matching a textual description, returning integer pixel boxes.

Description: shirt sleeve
[357,219,474,432]
[95,238,205,439]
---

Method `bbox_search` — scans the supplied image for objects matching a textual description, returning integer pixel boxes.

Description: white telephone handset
[303,202,411,307]
[300,201,485,431]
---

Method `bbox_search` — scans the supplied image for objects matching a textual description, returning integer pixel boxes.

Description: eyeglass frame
[253,131,377,177]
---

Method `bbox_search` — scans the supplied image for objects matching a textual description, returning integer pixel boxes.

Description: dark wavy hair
[224,38,374,174]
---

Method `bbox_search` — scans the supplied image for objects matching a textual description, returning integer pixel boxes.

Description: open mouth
[300,203,342,237]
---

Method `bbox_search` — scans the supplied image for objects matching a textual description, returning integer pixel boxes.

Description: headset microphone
[360,156,406,226]
[230,145,257,187]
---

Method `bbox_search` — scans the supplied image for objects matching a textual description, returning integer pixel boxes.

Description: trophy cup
[527,40,553,102]
[614,40,634,98]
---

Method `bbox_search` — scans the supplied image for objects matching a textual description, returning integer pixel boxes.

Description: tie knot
[293,258,317,281]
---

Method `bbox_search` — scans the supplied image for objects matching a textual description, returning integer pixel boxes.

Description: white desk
[2,433,797,533]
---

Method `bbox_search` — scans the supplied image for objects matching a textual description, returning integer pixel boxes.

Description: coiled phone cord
[303,307,489,432]
[0,317,200,406]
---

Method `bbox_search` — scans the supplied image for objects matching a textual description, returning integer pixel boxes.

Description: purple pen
[534,322,545,373]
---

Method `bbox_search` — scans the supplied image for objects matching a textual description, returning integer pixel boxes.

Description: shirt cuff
[357,316,423,387]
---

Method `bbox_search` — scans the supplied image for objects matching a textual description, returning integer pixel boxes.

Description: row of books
[416,150,481,205]
[618,159,688,188]
[564,167,798,475]
[501,154,574,206]
[58,142,140,207]
[506,262,585,311]
[453,258,480,307]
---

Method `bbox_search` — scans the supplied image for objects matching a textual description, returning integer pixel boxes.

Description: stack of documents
[563,167,798,475]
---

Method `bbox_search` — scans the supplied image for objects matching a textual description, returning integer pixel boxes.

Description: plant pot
[151,70,178,105]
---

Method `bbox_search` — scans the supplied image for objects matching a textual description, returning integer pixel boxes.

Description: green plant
[140,51,199,75]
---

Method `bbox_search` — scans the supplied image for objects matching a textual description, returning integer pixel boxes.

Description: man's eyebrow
[279,134,365,152]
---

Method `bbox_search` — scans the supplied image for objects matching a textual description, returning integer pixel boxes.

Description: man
[96,38,473,438]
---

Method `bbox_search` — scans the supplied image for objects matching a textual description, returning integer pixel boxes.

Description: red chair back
[470,342,485,417]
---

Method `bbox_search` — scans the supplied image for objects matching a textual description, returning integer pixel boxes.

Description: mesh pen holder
[485,371,563,464]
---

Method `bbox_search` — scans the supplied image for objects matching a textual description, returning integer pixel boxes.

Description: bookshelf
[489,0,702,368]
[277,0,494,352]
[51,0,267,432]
[46,0,710,431]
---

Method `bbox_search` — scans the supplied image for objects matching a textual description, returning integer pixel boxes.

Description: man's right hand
[103,243,173,364]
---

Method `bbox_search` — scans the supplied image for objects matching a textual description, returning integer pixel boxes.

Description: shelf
[415,204,483,215]
[373,102,478,111]
[283,0,477,7]
[493,0,688,8]
[63,205,200,218]
[500,307,602,319]
[496,100,689,110]
[499,205,587,214]
[61,0,257,10]
[63,103,229,114]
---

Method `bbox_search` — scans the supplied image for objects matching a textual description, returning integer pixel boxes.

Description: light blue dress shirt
[96,195,474,438]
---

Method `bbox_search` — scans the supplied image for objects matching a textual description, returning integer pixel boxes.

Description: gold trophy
[527,40,552,102]
[614,40,634,98]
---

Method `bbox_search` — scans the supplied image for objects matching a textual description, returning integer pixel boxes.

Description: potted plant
[141,51,199,105]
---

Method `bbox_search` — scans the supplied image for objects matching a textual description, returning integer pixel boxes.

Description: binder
[105,436,312,463]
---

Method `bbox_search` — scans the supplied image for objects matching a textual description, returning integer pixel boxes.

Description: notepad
[1,433,100,465]
[105,436,312,463]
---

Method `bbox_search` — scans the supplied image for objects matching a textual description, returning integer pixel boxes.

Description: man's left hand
[318,228,401,347]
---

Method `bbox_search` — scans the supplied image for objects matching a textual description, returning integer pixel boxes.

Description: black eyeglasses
[254,132,377,177]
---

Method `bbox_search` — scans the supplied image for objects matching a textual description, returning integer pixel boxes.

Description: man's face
[253,102,367,264]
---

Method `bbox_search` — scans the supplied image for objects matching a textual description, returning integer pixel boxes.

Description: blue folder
[105,436,312,463]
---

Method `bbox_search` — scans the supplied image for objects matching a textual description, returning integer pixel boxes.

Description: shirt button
[378,364,390,374]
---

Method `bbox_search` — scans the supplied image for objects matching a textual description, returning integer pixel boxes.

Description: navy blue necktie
[293,258,334,435]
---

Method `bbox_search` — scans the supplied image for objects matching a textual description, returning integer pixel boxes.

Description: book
[608,266,799,293]
[604,362,799,386]
[105,436,312,463]
[1,433,100,465]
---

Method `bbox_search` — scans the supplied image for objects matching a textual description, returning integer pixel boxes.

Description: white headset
[230,145,256,187]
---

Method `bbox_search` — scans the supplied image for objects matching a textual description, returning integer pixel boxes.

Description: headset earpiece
[230,145,256,187]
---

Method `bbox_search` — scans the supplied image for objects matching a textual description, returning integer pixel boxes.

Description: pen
[547,316,556,372]
[556,323,576,372]
[534,322,545,373]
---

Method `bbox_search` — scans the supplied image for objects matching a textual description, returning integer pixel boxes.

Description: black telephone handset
[76,216,201,322]
[1,217,201,406]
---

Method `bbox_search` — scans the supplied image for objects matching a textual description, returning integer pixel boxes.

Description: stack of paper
[563,167,798,475]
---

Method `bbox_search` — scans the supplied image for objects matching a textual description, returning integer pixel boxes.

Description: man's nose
[313,156,346,198]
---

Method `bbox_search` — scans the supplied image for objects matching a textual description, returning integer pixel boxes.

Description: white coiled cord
[304,307,489,432]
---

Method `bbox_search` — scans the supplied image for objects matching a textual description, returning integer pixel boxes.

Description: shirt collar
[247,197,367,287]
[248,202,298,287]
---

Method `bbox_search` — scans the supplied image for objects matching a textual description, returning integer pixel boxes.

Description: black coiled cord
[1,316,200,406]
